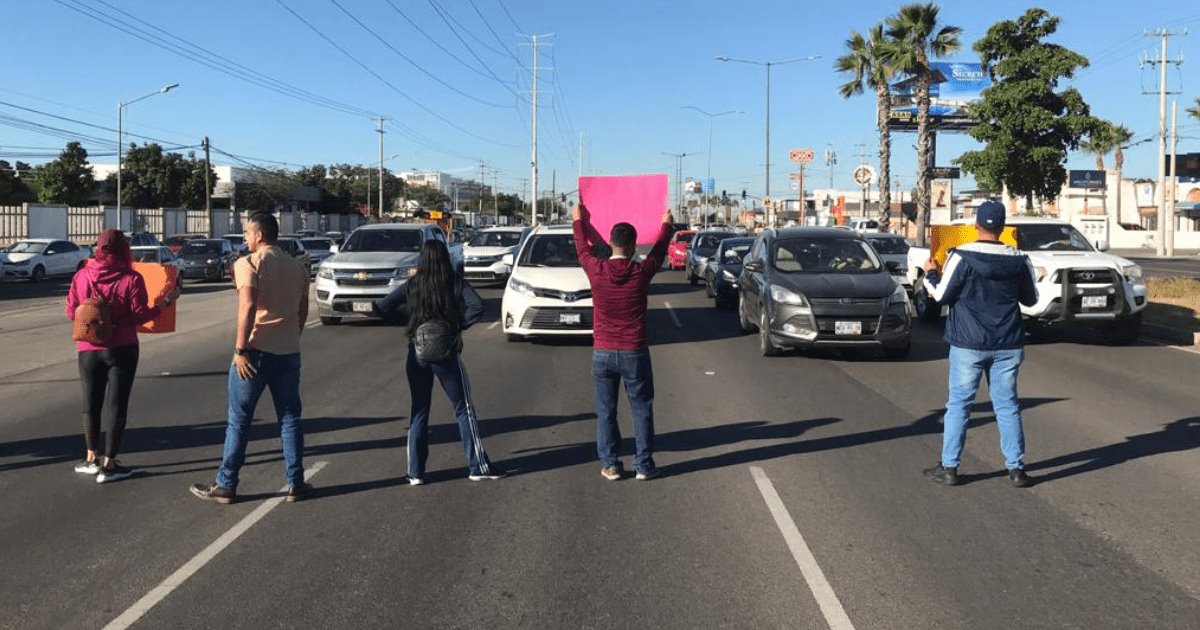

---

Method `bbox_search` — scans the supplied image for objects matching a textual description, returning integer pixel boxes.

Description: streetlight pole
[684,106,739,228]
[715,55,819,205]
[662,151,701,221]
[117,83,179,231]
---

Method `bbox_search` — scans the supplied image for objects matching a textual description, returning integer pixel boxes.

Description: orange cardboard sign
[929,225,1018,269]
[133,262,177,333]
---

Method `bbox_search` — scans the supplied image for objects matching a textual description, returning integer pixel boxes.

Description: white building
[399,171,490,202]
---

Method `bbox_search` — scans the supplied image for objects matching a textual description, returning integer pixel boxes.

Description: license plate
[559,313,582,324]
[1081,296,1107,309]
[352,302,374,313]
[835,321,862,335]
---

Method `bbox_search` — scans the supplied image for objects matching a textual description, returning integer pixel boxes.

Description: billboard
[888,61,991,131]
[1069,170,1107,189]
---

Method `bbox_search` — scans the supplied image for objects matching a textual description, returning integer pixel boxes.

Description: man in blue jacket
[922,200,1039,488]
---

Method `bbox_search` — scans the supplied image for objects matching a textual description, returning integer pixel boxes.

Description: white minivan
[500,224,593,341]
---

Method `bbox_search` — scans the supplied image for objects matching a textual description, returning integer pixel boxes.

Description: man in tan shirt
[191,212,312,504]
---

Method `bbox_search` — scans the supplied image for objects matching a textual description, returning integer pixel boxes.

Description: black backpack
[409,280,463,363]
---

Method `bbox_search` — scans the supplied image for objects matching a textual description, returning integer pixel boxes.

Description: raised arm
[923,250,967,305]
[459,281,485,329]
[643,212,675,269]
[572,203,599,273]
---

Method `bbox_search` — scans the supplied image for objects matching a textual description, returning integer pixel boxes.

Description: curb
[1142,321,1199,346]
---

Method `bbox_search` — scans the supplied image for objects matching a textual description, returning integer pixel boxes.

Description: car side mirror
[885,261,901,273]
[330,244,339,254]
[744,259,764,273]
[44,249,57,256]
[501,253,514,266]
[1096,239,1110,252]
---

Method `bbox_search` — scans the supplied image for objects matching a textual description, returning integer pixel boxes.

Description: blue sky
[3,0,1198,199]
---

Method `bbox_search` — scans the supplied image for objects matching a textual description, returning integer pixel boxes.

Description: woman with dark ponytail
[374,239,504,485]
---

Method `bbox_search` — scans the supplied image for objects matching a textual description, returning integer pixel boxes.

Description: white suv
[501,224,593,341]
[463,226,530,284]
[910,218,1148,344]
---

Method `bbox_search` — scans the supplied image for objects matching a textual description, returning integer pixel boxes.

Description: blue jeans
[941,346,1026,470]
[216,351,305,490]
[592,348,656,473]
[405,345,495,478]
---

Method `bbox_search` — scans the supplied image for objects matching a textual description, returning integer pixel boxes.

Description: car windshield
[340,229,422,253]
[131,249,160,262]
[1015,224,1094,252]
[300,238,331,251]
[721,243,752,263]
[223,235,244,245]
[519,234,580,267]
[694,233,733,255]
[183,241,222,255]
[469,231,523,247]
[166,236,194,246]
[8,241,46,254]
[866,236,910,254]
[773,238,882,274]
[674,232,693,243]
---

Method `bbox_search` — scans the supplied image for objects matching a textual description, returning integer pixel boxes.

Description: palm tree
[884,3,962,247]
[836,23,895,231]
[1082,121,1116,171]
[1187,97,1200,124]
[1110,124,1134,224]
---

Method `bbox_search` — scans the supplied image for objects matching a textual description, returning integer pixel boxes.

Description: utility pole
[825,144,837,191]
[578,131,585,180]
[203,136,212,236]
[1169,99,1179,256]
[1142,28,1186,256]
[478,161,486,216]
[376,116,386,220]
[522,34,553,226]
[551,169,557,222]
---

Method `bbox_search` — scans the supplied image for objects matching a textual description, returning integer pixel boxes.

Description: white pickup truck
[908,218,1147,344]
[313,223,463,325]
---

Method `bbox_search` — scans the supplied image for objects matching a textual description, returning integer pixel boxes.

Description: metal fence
[0,204,366,246]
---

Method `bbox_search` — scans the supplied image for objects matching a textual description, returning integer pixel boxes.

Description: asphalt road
[1,273,1199,629]
[1113,250,1200,279]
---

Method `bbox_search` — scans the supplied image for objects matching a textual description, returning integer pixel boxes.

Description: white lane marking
[749,466,856,630]
[304,319,321,329]
[663,301,683,328]
[487,321,500,330]
[102,461,329,630]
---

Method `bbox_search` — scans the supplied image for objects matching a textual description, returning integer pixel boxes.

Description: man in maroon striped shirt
[573,203,674,481]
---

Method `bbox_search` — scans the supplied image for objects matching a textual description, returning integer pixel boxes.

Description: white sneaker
[407,476,425,486]
[74,461,101,475]
[96,463,137,484]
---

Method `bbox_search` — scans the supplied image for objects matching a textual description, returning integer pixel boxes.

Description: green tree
[405,184,444,210]
[34,141,95,206]
[0,160,37,205]
[837,22,897,230]
[179,151,218,210]
[956,8,1101,209]
[884,3,962,246]
[110,143,217,209]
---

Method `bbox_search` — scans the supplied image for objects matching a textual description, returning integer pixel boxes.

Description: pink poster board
[578,174,668,245]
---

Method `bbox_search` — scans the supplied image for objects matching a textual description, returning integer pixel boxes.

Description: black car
[737,227,911,358]
[705,237,754,308]
[685,229,736,286]
[178,239,237,281]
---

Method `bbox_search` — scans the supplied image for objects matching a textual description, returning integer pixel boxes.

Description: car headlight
[1121,264,1143,283]
[206,258,216,265]
[1033,266,1048,282]
[722,269,737,281]
[696,256,708,265]
[393,265,415,279]
[888,283,909,305]
[509,278,536,297]
[769,284,808,306]
[317,266,334,280]
[14,259,30,266]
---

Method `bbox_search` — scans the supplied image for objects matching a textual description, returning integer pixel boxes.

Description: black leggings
[78,345,140,458]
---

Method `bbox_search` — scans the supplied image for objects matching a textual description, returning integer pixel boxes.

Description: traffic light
[742,189,747,200]
[722,189,727,199]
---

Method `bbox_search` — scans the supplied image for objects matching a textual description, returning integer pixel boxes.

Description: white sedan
[501,224,594,341]
[0,238,91,282]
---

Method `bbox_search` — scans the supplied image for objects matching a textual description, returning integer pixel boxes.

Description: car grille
[464,271,503,280]
[520,307,593,330]
[1065,268,1116,284]
[814,317,880,335]
[808,297,885,317]
[465,256,501,265]
[532,288,592,302]
[337,277,390,287]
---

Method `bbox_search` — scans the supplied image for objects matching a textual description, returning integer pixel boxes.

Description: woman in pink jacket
[66,229,179,483]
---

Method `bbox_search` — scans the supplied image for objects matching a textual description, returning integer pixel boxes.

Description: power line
[427,0,510,60]
[327,0,513,109]
[0,99,188,147]
[381,0,501,83]
[54,0,377,119]
[274,0,520,148]
[495,0,523,33]
[467,0,522,64]
[424,0,523,102]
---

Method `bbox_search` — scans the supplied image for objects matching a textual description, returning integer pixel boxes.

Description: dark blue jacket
[923,241,1039,350]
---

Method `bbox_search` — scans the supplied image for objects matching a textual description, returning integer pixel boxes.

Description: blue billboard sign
[702,177,715,195]
[1068,170,1107,189]
[889,61,991,131]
